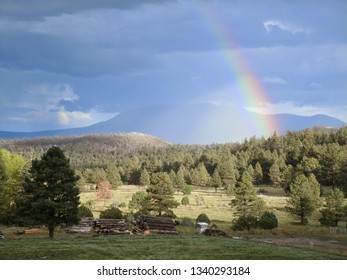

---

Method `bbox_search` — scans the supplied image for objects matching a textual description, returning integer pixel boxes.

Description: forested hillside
[0,133,170,168]
[1,127,347,196]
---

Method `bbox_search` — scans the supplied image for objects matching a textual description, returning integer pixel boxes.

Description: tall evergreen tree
[269,162,283,187]
[319,188,346,226]
[287,174,321,224]
[139,168,150,187]
[254,162,263,186]
[105,164,122,189]
[176,167,191,195]
[246,164,255,184]
[231,171,265,217]
[209,169,222,192]
[16,147,80,238]
[191,163,210,187]
[144,172,179,217]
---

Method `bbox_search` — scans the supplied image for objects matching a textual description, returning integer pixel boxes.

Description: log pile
[93,219,130,235]
[134,216,177,234]
[64,217,94,234]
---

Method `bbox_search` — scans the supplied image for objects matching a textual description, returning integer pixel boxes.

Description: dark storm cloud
[0,0,346,131]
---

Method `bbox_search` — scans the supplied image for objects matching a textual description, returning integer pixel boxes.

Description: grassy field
[0,234,346,260]
[80,185,302,224]
[1,184,346,260]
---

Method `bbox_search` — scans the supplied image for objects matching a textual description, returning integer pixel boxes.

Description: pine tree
[246,164,255,184]
[287,174,321,224]
[128,191,148,215]
[319,188,346,226]
[191,163,210,187]
[105,164,122,189]
[254,162,263,186]
[144,172,179,217]
[16,147,80,238]
[209,169,222,192]
[176,168,191,195]
[139,168,150,187]
[269,162,282,187]
[218,158,239,187]
[231,171,265,217]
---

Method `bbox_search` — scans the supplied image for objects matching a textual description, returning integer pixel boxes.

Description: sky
[0,0,346,132]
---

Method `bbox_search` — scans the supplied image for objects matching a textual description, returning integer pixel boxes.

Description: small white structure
[196,222,209,233]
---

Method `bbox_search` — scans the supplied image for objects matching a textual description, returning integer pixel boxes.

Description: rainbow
[196,1,280,137]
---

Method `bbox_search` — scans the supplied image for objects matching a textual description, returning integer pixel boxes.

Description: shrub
[99,207,123,219]
[232,215,258,231]
[258,211,278,229]
[181,196,190,206]
[182,184,192,195]
[77,205,93,219]
[118,202,127,208]
[196,213,211,224]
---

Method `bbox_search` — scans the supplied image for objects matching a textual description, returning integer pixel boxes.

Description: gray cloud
[0,0,174,20]
[0,0,346,130]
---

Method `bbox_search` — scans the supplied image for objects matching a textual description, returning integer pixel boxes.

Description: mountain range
[0,104,345,144]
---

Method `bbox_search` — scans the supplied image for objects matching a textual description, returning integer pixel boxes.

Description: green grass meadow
[1,185,346,260]
[0,235,346,260]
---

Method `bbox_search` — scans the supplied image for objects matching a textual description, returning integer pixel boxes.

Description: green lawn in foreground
[0,235,345,260]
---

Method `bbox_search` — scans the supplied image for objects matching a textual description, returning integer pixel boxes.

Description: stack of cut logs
[93,219,130,235]
[64,217,94,234]
[133,216,177,234]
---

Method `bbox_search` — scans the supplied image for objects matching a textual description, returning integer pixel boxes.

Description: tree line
[1,126,347,236]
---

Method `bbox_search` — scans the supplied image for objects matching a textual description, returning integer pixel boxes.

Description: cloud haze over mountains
[0,0,346,137]
[0,104,344,144]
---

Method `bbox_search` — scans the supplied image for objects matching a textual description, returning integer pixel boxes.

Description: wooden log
[148,229,178,234]
[142,216,174,223]
[65,226,93,234]
[24,228,45,235]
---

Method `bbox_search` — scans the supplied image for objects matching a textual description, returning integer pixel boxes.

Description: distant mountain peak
[0,104,345,144]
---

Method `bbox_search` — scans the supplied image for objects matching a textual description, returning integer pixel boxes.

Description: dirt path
[244,236,347,251]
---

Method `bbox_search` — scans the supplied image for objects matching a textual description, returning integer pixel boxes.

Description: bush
[118,202,127,208]
[182,184,192,195]
[196,213,211,224]
[99,207,123,219]
[319,208,338,227]
[258,211,278,229]
[181,196,190,206]
[232,215,258,231]
[77,205,93,219]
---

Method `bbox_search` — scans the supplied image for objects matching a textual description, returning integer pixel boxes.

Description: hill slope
[0,133,170,158]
